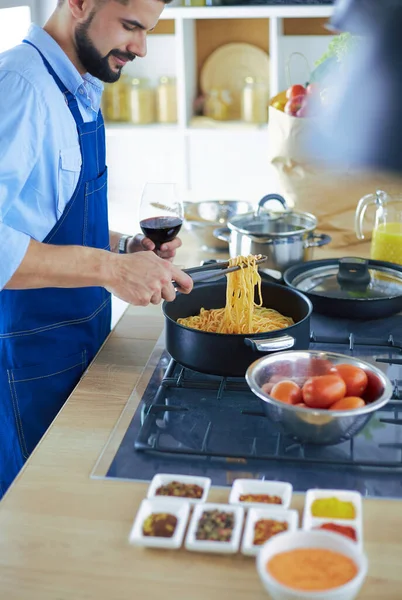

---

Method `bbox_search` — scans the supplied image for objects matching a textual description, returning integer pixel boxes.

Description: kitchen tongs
[182,254,267,284]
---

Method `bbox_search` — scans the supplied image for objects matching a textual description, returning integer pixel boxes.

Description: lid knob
[337,257,371,290]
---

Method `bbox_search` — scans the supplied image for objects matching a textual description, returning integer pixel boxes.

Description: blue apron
[0,42,111,497]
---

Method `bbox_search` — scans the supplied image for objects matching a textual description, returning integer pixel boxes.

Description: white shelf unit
[106,5,335,208]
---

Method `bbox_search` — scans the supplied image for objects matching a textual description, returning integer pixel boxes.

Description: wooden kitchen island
[0,235,401,600]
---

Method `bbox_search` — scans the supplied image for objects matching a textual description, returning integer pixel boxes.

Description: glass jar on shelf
[102,76,130,122]
[241,76,269,125]
[203,88,232,121]
[156,76,178,124]
[128,77,156,125]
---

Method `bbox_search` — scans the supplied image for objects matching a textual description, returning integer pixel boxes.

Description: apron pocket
[84,167,109,250]
[8,350,87,459]
[58,146,82,217]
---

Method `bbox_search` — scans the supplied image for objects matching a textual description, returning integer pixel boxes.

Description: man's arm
[5,238,193,305]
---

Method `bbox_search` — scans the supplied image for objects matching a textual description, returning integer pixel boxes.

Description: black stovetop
[96,310,402,499]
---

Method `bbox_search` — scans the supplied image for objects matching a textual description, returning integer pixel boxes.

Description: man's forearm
[4,238,113,290]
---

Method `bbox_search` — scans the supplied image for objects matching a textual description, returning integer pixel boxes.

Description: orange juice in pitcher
[355,190,402,265]
[371,221,402,264]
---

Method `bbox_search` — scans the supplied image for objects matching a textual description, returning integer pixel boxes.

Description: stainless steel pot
[246,350,393,445]
[214,194,331,272]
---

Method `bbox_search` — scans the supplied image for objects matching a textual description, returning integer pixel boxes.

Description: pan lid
[285,257,402,300]
[228,193,317,238]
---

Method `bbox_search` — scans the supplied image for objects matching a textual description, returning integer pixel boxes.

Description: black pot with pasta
[163,256,312,377]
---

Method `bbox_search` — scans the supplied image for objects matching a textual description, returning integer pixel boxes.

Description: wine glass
[139,182,184,250]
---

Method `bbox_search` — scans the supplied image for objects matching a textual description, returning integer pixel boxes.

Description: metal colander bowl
[246,350,393,445]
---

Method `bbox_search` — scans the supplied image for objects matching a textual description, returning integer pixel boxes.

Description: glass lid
[289,257,402,300]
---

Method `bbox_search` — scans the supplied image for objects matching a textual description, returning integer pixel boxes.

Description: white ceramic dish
[241,508,299,557]
[302,515,363,550]
[185,502,244,554]
[128,498,190,550]
[256,529,368,600]
[229,479,292,509]
[147,473,211,504]
[303,489,362,536]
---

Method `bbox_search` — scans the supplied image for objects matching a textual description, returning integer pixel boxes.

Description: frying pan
[162,280,312,377]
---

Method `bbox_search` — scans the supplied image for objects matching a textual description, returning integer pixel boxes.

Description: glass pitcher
[355,190,402,265]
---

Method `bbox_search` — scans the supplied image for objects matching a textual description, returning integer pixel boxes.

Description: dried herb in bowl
[253,519,288,545]
[142,513,178,538]
[239,494,282,505]
[195,509,235,542]
[155,481,204,499]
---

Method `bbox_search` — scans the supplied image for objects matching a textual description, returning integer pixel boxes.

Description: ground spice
[239,494,282,504]
[316,522,357,541]
[311,497,356,519]
[253,519,288,545]
[267,548,358,591]
[155,481,204,499]
[195,509,234,542]
[142,513,177,538]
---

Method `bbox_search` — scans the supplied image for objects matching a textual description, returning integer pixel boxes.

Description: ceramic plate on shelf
[200,43,270,119]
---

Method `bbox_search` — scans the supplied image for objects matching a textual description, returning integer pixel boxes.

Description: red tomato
[294,402,308,408]
[284,95,305,116]
[335,364,368,397]
[270,380,303,405]
[286,84,307,100]
[362,370,384,403]
[330,397,366,411]
[302,375,346,409]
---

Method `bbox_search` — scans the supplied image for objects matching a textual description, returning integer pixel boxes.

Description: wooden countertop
[0,234,401,600]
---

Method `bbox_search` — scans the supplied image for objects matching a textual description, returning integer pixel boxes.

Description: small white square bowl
[241,508,299,557]
[303,516,363,550]
[185,502,244,554]
[303,489,362,524]
[229,479,293,509]
[147,473,211,504]
[128,498,190,549]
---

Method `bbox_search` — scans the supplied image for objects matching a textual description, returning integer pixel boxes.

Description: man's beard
[74,12,136,83]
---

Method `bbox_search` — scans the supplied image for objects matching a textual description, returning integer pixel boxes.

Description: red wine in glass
[140,216,183,247]
[139,182,184,250]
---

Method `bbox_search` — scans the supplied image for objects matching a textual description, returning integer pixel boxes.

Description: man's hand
[106,250,192,306]
[126,234,182,261]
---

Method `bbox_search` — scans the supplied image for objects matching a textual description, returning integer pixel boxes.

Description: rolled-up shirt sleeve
[0,70,44,290]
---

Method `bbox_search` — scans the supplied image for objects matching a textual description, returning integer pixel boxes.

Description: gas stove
[92,311,402,499]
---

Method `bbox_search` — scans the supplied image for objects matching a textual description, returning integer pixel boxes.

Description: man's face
[74,0,164,82]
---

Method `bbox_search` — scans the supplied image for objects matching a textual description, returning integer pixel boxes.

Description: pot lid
[228,193,317,238]
[286,257,402,300]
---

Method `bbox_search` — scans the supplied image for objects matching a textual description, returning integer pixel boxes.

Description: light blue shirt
[0,24,104,290]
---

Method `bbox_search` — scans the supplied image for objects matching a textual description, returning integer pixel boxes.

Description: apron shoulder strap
[23,39,84,126]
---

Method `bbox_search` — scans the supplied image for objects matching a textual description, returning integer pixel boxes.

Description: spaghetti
[177,254,294,334]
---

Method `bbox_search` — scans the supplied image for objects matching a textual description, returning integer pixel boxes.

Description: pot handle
[213,227,231,242]
[257,194,289,216]
[305,233,332,248]
[244,335,295,352]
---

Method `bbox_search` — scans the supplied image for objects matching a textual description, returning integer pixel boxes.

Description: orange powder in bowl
[267,548,358,591]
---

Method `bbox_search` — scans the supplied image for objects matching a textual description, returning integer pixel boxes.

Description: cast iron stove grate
[135,332,402,471]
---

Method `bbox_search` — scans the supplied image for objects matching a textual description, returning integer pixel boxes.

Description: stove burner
[101,313,402,498]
